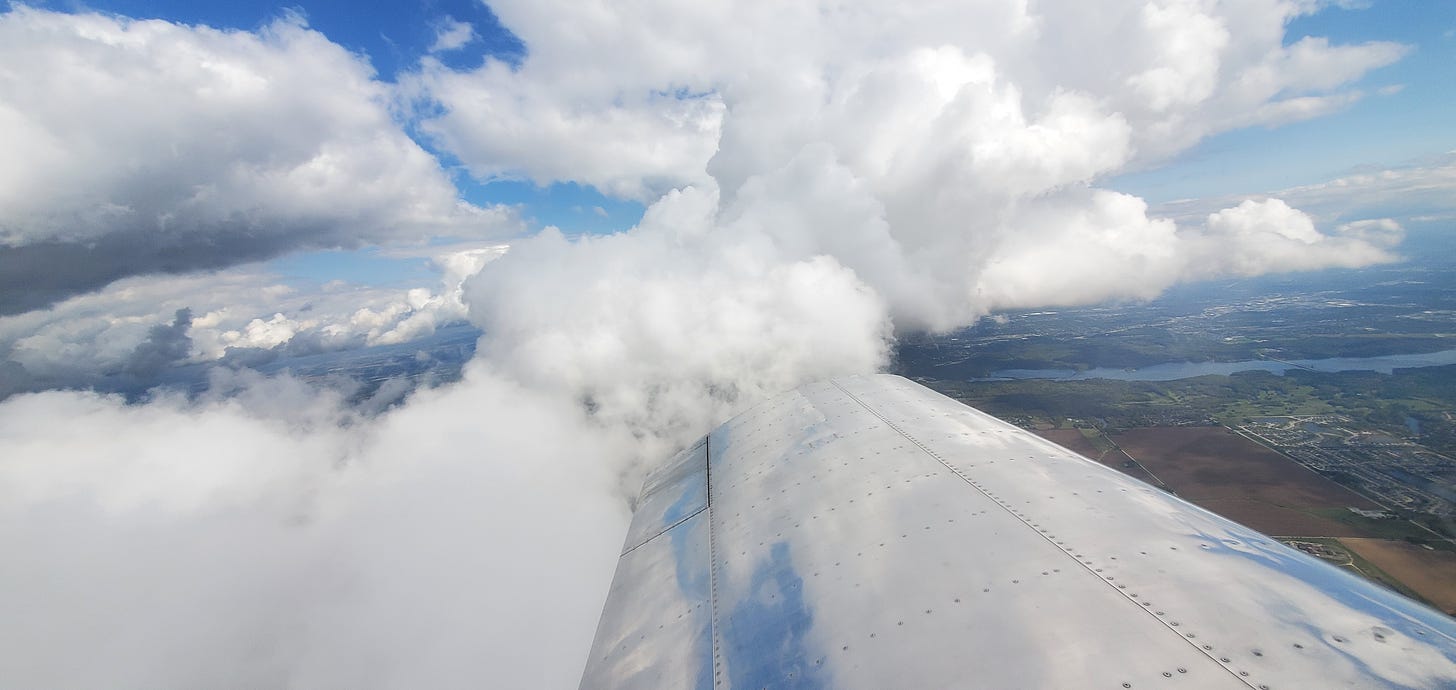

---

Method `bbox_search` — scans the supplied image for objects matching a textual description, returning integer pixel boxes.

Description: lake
[981,348,1456,382]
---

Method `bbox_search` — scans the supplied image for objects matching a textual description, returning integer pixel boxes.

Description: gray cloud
[0,8,519,313]
[123,308,194,379]
[0,231,306,316]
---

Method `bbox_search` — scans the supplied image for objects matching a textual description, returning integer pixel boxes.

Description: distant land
[899,237,1456,613]
[129,321,482,406]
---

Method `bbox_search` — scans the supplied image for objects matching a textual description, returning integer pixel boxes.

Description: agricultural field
[1036,428,1161,486]
[1340,538,1456,615]
[1037,425,1456,613]
[1105,426,1383,536]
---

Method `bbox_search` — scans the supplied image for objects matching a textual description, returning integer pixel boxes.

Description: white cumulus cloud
[0,368,631,689]
[0,7,519,313]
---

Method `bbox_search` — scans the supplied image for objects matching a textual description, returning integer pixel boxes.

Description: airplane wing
[580,374,1456,689]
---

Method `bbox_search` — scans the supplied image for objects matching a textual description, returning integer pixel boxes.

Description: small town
[1239,415,1456,519]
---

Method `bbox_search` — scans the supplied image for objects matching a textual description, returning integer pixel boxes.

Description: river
[980,348,1456,382]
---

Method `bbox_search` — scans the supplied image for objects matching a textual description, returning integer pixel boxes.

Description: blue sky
[1113,2,1456,202]
[38,0,526,76]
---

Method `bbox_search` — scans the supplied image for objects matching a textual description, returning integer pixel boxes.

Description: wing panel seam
[707,432,724,690]
[619,505,708,557]
[830,378,1256,689]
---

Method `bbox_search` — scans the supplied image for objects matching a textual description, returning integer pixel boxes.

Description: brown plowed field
[1341,538,1456,614]
[1108,427,1382,537]
[1037,429,1103,459]
[1038,429,1162,486]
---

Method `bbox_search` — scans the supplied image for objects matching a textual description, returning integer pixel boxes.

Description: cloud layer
[0,8,517,314]
[0,368,631,689]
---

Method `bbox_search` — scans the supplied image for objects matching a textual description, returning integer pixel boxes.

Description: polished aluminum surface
[621,438,708,553]
[583,440,712,689]
[581,374,1456,689]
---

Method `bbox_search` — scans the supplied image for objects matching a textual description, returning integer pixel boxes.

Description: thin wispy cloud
[1156,152,1456,226]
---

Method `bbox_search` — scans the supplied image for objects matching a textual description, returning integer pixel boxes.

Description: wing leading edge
[581,374,1456,689]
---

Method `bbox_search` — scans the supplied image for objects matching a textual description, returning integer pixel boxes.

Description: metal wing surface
[581,374,1456,689]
